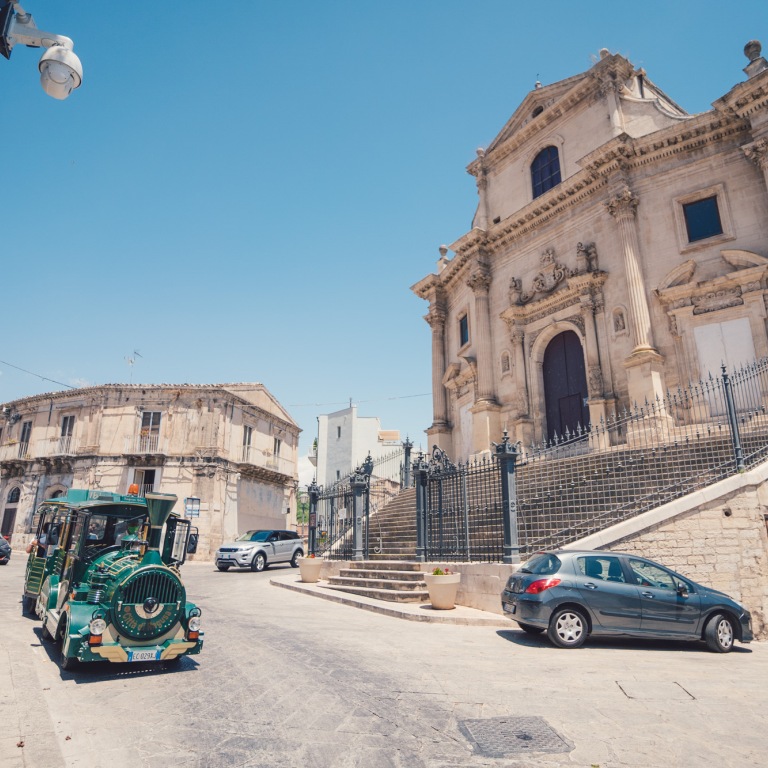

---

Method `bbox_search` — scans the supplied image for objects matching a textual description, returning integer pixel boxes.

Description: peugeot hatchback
[501,550,752,652]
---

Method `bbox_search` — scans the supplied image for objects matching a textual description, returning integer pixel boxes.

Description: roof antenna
[125,349,143,384]
[534,73,542,89]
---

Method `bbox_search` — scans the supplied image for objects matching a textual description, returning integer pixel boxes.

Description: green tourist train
[22,487,203,670]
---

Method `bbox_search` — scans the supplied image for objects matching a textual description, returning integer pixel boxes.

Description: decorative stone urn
[297,557,323,583]
[423,572,461,610]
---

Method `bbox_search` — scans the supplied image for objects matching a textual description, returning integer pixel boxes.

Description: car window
[281,531,299,541]
[250,531,270,542]
[576,556,626,582]
[629,559,676,589]
[520,553,561,575]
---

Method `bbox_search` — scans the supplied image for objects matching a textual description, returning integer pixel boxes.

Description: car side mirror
[676,583,688,598]
[187,533,198,555]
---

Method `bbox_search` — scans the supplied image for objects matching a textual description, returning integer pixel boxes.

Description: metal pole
[402,438,413,488]
[307,479,321,556]
[493,430,521,564]
[722,364,745,472]
[414,454,428,562]
[350,471,367,561]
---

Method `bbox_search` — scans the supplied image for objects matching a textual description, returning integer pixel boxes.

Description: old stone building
[413,41,768,461]
[0,383,300,556]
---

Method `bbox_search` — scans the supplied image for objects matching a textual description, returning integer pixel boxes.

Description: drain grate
[459,715,573,757]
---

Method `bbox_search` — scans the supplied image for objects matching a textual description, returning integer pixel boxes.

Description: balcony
[124,434,166,455]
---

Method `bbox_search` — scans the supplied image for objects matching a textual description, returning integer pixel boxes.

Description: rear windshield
[520,553,561,575]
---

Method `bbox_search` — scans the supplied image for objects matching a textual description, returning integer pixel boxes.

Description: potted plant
[297,554,323,583]
[423,567,461,610]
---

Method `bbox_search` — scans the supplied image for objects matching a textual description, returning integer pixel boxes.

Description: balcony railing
[125,434,165,454]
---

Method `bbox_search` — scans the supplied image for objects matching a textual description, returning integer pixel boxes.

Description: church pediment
[486,74,588,153]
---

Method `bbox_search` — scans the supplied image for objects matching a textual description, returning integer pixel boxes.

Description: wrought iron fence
[309,440,416,559]
[417,359,768,563]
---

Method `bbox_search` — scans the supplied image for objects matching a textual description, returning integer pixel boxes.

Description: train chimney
[142,492,177,565]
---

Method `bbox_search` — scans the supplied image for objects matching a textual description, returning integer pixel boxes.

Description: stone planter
[297,557,323,583]
[423,572,461,609]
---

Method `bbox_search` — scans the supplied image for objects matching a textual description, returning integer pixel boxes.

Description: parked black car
[0,535,11,565]
[501,550,752,653]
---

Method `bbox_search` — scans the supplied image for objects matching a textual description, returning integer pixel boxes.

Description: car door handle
[641,592,654,598]
[584,582,599,589]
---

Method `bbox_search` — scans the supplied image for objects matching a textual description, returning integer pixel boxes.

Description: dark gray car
[501,550,753,652]
[0,536,10,565]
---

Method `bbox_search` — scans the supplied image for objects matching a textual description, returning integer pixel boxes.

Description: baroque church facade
[413,41,768,461]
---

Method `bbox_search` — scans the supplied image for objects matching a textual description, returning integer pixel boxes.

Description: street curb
[269,573,510,626]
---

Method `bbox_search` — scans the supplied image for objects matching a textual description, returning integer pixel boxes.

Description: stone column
[605,187,655,354]
[511,326,529,415]
[605,185,666,406]
[467,267,496,404]
[580,293,611,428]
[425,305,448,428]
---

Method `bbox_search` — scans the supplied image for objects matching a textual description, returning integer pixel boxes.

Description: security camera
[38,44,81,100]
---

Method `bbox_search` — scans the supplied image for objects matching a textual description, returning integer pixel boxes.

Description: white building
[312,405,401,486]
[0,383,300,556]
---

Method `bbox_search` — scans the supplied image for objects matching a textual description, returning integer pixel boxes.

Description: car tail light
[188,630,199,640]
[88,634,102,646]
[525,578,561,594]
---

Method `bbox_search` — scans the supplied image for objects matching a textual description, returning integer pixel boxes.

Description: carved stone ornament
[424,306,446,329]
[467,268,491,295]
[605,185,639,219]
[575,242,599,274]
[691,286,743,315]
[742,138,768,169]
[588,365,603,396]
[529,248,569,296]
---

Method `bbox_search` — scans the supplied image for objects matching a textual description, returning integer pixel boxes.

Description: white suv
[215,530,304,572]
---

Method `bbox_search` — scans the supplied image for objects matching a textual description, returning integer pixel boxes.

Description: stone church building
[413,41,768,461]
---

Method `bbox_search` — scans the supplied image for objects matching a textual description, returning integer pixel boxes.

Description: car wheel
[41,622,54,642]
[216,564,230,572]
[705,613,735,653]
[21,596,35,615]
[517,622,545,635]
[290,549,303,568]
[251,552,267,572]
[547,607,588,648]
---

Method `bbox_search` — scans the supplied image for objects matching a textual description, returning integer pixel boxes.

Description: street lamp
[1,1,82,99]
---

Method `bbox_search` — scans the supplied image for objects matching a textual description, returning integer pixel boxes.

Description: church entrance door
[543,331,590,443]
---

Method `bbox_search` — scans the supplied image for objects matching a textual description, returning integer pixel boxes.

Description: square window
[459,314,469,347]
[683,196,723,242]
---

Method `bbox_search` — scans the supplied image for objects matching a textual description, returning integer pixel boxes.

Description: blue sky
[2,0,766,469]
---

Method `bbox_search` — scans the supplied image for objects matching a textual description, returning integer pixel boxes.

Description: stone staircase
[324,560,428,602]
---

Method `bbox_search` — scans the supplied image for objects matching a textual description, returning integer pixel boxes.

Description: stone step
[328,576,427,591]
[338,568,424,581]
[322,583,429,603]
[345,559,422,572]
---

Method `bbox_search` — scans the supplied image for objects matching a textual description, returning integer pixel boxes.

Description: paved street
[1,555,767,768]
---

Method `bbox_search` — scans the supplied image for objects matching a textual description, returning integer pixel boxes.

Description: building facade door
[543,330,590,442]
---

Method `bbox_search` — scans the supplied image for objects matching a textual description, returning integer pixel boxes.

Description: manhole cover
[459,715,573,757]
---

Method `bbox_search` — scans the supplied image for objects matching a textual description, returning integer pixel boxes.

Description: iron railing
[417,359,768,562]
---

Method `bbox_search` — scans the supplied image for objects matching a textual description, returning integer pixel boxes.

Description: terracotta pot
[297,557,323,583]
[423,572,461,609]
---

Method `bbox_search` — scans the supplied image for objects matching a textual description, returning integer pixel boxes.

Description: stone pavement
[2,556,767,767]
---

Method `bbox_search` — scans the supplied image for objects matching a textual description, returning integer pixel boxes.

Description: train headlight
[188,616,202,632]
[89,617,107,635]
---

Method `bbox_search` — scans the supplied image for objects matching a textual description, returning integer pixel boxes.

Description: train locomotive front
[24,490,203,670]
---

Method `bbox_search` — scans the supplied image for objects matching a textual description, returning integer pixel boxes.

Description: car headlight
[89,617,107,635]
[188,616,202,632]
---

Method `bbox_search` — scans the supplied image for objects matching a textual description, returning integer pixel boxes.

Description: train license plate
[128,649,160,662]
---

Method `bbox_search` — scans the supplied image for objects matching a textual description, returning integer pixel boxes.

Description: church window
[531,146,561,199]
[459,314,469,348]
[683,196,723,242]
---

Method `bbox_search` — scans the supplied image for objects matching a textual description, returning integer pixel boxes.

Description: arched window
[7,487,20,504]
[531,145,561,199]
